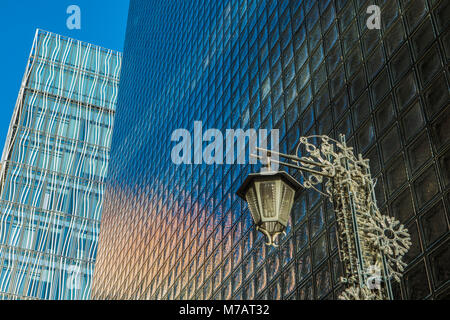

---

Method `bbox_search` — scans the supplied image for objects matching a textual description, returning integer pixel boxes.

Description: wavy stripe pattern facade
[0,29,121,300]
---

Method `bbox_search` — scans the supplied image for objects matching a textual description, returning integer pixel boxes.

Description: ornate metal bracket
[253,134,411,300]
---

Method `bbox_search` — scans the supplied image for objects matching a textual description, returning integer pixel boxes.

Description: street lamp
[237,134,412,300]
[236,170,302,247]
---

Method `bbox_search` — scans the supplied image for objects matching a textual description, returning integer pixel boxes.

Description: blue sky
[0,0,129,149]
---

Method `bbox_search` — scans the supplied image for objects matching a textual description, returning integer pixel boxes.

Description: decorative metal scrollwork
[338,286,382,300]
[290,135,411,300]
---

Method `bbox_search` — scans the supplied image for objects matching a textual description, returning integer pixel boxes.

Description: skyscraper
[92,0,449,299]
[0,29,121,299]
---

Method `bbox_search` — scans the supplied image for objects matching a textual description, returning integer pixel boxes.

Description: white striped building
[0,29,121,299]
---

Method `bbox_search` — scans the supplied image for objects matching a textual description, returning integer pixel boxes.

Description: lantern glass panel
[245,186,261,225]
[279,183,295,226]
[257,181,278,219]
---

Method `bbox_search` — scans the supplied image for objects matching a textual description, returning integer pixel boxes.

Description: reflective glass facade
[92,0,449,299]
[0,29,121,299]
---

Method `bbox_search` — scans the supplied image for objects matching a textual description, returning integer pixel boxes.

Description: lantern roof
[236,170,302,200]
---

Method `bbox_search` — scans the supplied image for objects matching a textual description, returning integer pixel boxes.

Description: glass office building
[92,0,449,299]
[0,29,121,299]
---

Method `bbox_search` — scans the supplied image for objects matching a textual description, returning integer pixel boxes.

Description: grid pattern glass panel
[92,0,450,300]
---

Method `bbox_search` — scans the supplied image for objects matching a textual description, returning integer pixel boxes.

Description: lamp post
[237,134,412,300]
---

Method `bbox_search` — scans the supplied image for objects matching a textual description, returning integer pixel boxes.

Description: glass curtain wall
[0,29,121,300]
